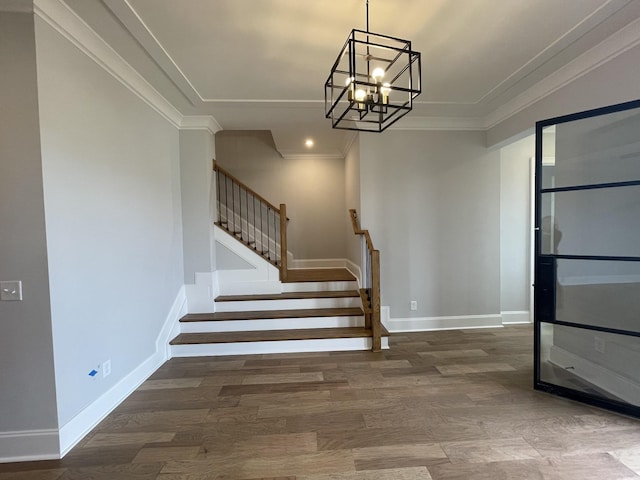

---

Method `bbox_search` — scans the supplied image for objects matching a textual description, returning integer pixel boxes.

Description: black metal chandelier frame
[325,1,422,132]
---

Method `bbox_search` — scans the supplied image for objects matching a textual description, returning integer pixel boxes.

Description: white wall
[35,17,184,429]
[216,131,348,260]
[0,8,59,455]
[280,155,347,260]
[500,135,533,321]
[179,129,216,283]
[344,136,362,270]
[359,131,501,326]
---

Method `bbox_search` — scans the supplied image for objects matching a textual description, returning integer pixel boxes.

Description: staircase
[169,162,388,357]
[170,268,388,356]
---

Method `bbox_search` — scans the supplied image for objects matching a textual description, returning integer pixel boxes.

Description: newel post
[279,204,288,282]
[371,249,382,352]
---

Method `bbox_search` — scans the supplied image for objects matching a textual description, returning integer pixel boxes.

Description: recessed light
[305,139,314,148]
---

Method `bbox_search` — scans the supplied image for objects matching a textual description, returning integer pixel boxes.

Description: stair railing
[349,209,381,352]
[213,161,288,281]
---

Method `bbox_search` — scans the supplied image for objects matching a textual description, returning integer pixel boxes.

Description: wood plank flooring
[171,327,376,345]
[3,325,640,480]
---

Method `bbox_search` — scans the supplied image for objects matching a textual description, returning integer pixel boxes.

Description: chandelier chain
[366,0,369,33]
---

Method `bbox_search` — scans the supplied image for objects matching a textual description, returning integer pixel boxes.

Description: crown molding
[180,115,222,135]
[33,0,191,130]
[279,152,345,160]
[102,0,203,105]
[390,116,486,131]
[0,0,33,13]
[485,16,640,129]
[29,0,640,138]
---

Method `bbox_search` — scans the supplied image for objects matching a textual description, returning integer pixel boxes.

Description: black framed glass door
[534,99,640,418]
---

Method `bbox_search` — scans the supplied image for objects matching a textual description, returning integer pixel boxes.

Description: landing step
[181,307,364,322]
[215,290,360,302]
[284,268,355,283]
[170,327,375,345]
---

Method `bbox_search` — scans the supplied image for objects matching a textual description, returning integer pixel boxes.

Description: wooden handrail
[213,160,289,278]
[349,209,374,251]
[349,208,382,352]
[214,161,282,214]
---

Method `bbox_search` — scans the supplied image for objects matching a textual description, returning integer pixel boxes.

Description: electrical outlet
[103,359,111,377]
[410,300,417,311]
[0,281,22,301]
[594,337,605,354]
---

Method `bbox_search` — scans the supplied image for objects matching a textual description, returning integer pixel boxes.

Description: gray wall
[179,130,216,283]
[0,9,59,433]
[359,131,501,319]
[216,131,347,259]
[344,136,362,269]
[35,18,184,426]
[500,135,533,313]
[215,242,254,270]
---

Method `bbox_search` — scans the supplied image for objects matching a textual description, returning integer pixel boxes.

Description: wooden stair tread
[215,290,360,302]
[284,268,356,283]
[170,327,377,345]
[181,307,364,322]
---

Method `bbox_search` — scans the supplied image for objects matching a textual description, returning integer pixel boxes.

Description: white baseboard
[345,259,362,288]
[157,286,187,359]
[0,429,59,463]
[549,345,640,406]
[384,312,503,333]
[58,287,186,457]
[185,272,216,313]
[171,336,389,357]
[501,310,531,324]
[58,350,165,457]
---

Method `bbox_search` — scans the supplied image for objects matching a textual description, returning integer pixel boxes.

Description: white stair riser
[181,316,365,333]
[282,281,358,292]
[171,336,389,357]
[215,297,360,312]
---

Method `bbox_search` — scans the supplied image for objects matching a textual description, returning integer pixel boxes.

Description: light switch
[1,281,23,301]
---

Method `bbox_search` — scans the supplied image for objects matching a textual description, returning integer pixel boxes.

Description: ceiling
[63,0,640,156]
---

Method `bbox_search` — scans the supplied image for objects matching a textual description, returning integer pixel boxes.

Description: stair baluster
[213,161,287,272]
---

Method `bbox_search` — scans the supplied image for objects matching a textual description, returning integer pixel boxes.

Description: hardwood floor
[2,325,640,479]
[171,327,378,345]
[284,268,356,283]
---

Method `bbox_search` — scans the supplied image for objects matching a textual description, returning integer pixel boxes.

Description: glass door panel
[539,322,640,408]
[540,187,640,257]
[534,99,640,418]
[556,259,640,332]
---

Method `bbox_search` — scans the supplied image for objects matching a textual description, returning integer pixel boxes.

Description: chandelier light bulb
[380,82,391,104]
[355,89,367,102]
[371,67,385,82]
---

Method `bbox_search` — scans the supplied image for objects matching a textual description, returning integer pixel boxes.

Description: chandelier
[324,0,422,132]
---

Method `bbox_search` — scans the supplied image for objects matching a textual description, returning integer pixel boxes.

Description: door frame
[533,98,640,418]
